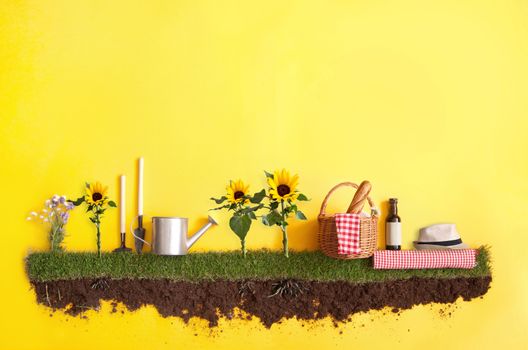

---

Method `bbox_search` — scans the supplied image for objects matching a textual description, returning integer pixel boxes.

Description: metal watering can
[148,216,217,255]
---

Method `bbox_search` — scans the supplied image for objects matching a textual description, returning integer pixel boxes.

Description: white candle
[138,157,144,216]
[120,175,126,233]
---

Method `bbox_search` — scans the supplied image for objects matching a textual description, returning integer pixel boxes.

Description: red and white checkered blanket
[373,249,477,269]
[335,213,361,255]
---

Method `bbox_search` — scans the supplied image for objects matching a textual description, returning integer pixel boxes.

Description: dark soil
[31,276,491,328]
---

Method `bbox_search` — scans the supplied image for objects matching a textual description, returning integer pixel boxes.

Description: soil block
[30,276,491,328]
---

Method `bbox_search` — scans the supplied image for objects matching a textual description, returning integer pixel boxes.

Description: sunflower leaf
[229,214,252,240]
[297,193,309,201]
[249,189,266,204]
[209,204,230,211]
[210,196,227,204]
[270,201,279,210]
[295,210,307,220]
[264,171,274,179]
[240,204,262,215]
[70,197,85,206]
[108,201,117,208]
[248,211,257,220]
[263,211,282,226]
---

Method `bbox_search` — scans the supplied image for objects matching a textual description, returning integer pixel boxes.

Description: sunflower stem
[241,239,246,258]
[281,226,289,258]
[280,200,289,258]
[96,221,101,258]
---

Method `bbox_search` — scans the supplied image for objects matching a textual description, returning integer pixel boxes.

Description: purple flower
[61,211,70,224]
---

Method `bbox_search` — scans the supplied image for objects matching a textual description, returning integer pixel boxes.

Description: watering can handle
[130,217,151,246]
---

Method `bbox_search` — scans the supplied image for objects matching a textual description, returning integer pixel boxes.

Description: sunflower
[267,169,299,201]
[85,182,108,206]
[226,179,250,204]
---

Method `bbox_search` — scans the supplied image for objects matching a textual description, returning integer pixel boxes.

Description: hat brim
[413,241,469,250]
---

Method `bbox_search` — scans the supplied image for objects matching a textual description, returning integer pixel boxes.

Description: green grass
[26,247,491,283]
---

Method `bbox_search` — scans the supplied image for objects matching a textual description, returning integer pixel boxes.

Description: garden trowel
[134,215,146,254]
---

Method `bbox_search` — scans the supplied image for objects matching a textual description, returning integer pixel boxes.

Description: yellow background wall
[1,0,527,349]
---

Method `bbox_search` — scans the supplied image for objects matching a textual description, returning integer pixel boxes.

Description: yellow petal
[290,174,299,191]
[273,171,280,186]
[282,169,289,184]
[267,177,277,189]
[276,170,283,185]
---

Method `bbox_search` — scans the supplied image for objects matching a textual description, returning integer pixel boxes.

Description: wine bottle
[386,198,401,250]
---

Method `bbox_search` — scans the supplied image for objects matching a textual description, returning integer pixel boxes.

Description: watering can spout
[187,215,218,249]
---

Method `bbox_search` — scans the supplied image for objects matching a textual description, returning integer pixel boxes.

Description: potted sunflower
[71,182,116,257]
[262,169,309,257]
[211,180,265,257]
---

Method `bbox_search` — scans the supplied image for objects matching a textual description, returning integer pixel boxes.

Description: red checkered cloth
[335,213,361,255]
[373,249,477,269]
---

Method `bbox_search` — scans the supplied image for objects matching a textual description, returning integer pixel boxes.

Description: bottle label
[386,222,402,246]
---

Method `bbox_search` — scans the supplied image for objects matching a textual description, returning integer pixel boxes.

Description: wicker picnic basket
[318,182,379,259]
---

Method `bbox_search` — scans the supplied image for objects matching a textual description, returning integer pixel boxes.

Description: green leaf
[240,204,263,215]
[229,214,252,240]
[297,193,309,201]
[249,189,266,204]
[70,197,85,206]
[89,217,96,223]
[210,204,230,211]
[270,201,279,210]
[263,210,282,226]
[295,210,307,220]
[210,196,227,204]
[108,201,117,207]
[264,171,274,179]
[248,211,257,220]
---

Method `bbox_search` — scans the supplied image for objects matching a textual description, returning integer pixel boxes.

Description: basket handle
[319,182,377,217]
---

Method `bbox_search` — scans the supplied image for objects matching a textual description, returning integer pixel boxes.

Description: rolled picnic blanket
[373,249,477,269]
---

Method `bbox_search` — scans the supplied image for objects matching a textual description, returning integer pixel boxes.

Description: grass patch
[26,247,491,283]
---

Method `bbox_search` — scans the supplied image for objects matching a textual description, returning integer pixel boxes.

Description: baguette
[347,180,372,214]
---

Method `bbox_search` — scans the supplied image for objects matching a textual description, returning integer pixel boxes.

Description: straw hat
[413,223,469,250]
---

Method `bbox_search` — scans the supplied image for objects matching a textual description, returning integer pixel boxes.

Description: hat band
[415,238,463,246]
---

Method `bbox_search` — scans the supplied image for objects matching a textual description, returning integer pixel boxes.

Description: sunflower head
[226,179,250,204]
[267,169,299,201]
[85,182,108,206]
